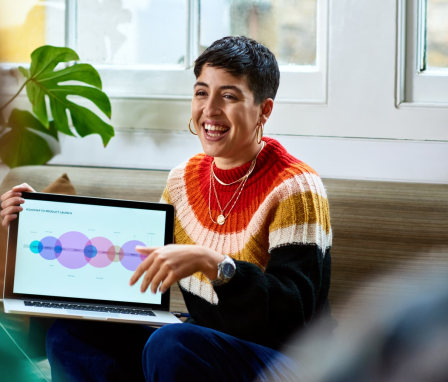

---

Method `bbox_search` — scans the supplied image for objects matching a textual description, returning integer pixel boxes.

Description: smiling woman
[2,36,332,382]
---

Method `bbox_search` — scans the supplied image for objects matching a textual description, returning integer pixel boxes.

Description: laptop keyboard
[24,301,156,316]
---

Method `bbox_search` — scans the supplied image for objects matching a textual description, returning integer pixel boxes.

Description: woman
[1,36,332,381]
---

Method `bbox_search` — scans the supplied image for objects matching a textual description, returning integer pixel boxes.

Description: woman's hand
[129,244,224,294]
[0,183,35,227]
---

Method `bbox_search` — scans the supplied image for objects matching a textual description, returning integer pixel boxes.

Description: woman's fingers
[1,196,25,210]
[130,246,184,294]
[129,246,158,287]
[1,184,34,202]
[0,196,26,227]
[159,272,178,294]
[148,265,169,294]
[1,190,21,203]
[12,183,35,193]
[1,213,19,227]
[0,184,35,227]
[140,256,161,293]
[1,203,24,216]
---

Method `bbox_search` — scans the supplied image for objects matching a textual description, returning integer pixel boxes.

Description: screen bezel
[4,192,175,312]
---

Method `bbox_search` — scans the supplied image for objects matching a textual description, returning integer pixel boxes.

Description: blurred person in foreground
[285,266,448,382]
[1,36,332,381]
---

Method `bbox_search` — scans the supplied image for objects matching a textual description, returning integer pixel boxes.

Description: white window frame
[66,0,328,104]
[0,0,328,125]
[396,0,448,107]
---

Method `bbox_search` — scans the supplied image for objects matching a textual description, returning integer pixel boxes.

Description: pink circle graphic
[57,231,90,269]
[121,240,146,271]
[85,237,115,268]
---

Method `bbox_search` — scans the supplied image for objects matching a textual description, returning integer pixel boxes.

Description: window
[397,0,448,106]
[425,0,448,69]
[200,0,317,66]
[0,0,65,109]
[1,0,327,105]
[75,0,188,67]
[0,0,65,63]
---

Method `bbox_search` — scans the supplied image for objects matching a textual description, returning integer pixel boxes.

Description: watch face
[222,262,235,278]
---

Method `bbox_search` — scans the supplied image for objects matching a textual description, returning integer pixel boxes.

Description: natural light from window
[75,0,318,69]
[0,0,326,103]
[426,0,448,69]
[199,0,317,67]
[0,0,64,63]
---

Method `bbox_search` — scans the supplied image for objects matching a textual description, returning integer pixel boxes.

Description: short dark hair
[194,36,280,104]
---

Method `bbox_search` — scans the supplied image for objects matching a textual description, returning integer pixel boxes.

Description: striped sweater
[162,137,332,349]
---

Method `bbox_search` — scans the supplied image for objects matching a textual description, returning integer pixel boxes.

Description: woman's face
[191,65,272,169]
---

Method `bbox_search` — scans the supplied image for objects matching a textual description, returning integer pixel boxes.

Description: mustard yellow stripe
[269,192,331,234]
[161,187,171,204]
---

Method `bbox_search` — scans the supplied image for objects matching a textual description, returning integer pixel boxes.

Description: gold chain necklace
[211,159,256,186]
[208,142,265,225]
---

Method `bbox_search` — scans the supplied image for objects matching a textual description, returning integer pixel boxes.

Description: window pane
[0,0,65,63]
[426,0,448,69]
[200,0,317,66]
[76,0,187,66]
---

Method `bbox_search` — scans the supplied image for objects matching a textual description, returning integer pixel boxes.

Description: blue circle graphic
[84,245,98,258]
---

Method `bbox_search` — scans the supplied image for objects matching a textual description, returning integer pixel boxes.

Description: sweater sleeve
[213,244,331,348]
[188,172,332,349]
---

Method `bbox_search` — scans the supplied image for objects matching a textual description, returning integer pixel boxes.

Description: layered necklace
[209,141,265,225]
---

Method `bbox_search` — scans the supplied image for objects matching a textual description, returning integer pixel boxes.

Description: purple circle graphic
[40,236,62,260]
[57,231,89,269]
[86,237,115,268]
[121,240,146,271]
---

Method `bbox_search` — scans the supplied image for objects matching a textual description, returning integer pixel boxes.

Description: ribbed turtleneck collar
[209,138,274,185]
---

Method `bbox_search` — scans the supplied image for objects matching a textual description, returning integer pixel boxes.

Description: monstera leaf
[18,45,114,146]
[0,109,59,168]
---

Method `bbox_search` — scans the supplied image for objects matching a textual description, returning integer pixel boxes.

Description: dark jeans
[46,319,298,381]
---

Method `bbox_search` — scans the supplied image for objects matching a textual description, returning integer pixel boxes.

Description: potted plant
[0,45,114,168]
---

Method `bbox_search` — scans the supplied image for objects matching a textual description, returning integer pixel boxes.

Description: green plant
[0,45,114,168]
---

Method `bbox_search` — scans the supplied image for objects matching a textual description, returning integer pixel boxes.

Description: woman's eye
[223,93,237,100]
[195,90,207,97]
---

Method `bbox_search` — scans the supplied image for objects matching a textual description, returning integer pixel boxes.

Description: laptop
[3,192,181,326]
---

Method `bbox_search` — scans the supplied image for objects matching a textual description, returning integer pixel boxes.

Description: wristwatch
[211,255,236,286]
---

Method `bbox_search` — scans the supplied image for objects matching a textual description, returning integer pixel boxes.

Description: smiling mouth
[204,123,230,138]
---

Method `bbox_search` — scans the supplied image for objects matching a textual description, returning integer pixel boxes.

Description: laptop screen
[5,192,174,310]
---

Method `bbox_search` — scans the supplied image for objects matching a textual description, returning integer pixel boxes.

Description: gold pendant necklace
[210,170,250,225]
[208,141,265,225]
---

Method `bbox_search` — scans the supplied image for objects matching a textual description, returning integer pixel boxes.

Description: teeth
[205,124,228,132]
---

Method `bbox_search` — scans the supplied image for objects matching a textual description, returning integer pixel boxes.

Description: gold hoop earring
[188,118,197,135]
[256,122,264,144]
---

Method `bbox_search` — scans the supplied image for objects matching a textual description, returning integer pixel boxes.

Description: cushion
[42,173,76,195]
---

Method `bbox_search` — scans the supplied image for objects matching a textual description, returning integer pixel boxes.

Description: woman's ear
[259,98,274,124]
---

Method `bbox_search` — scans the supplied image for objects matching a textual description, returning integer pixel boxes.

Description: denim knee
[143,323,213,381]
[46,319,68,363]
[143,323,194,362]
